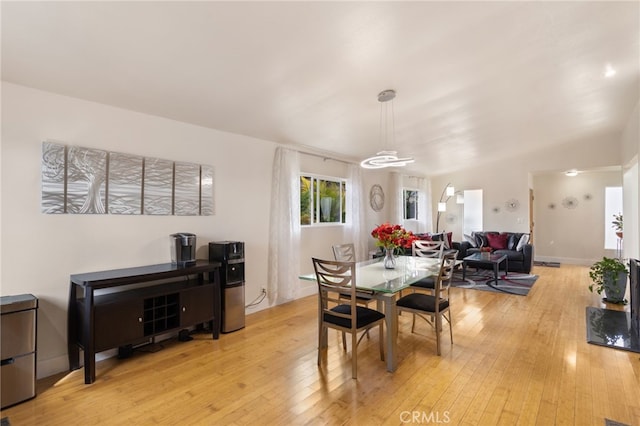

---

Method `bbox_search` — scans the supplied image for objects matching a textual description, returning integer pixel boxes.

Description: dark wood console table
[68,260,221,384]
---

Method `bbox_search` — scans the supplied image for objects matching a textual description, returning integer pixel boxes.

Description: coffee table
[462,252,508,286]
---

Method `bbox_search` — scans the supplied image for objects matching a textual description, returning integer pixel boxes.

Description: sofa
[457,231,534,274]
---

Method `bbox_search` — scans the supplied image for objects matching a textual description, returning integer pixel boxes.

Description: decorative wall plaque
[505,199,520,212]
[369,184,385,212]
[562,196,578,209]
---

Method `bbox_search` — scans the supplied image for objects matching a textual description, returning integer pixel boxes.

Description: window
[403,189,418,220]
[604,186,622,250]
[300,175,346,225]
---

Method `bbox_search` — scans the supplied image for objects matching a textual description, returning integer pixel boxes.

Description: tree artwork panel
[66,146,107,214]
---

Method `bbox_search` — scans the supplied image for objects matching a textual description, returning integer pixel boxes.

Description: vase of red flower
[371,223,417,269]
[480,246,491,260]
[383,247,396,269]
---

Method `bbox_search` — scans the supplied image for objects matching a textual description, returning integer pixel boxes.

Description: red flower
[371,223,417,250]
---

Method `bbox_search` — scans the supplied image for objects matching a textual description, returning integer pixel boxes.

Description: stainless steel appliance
[170,232,196,266]
[209,241,245,333]
[1,294,38,409]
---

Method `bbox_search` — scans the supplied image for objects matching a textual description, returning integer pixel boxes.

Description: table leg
[83,288,95,384]
[67,282,79,371]
[382,294,397,372]
[462,261,467,280]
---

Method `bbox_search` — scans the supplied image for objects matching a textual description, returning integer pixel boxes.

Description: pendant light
[360,90,415,169]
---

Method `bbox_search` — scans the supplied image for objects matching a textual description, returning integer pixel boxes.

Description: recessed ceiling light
[565,170,579,177]
[604,64,617,78]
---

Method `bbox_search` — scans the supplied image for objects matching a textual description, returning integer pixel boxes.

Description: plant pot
[616,231,623,239]
[603,270,628,303]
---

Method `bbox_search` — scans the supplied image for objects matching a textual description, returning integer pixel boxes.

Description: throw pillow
[474,233,488,248]
[516,233,530,251]
[463,233,477,248]
[486,232,509,250]
[444,231,453,249]
[430,232,450,249]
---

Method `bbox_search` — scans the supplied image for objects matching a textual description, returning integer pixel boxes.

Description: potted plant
[589,257,628,304]
[612,213,623,238]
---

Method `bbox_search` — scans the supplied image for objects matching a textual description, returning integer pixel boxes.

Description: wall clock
[369,184,385,212]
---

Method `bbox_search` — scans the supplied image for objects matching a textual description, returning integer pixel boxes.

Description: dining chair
[408,240,445,293]
[332,243,356,262]
[333,243,375,347]
[396,250,458,355]
[312,257,385,379]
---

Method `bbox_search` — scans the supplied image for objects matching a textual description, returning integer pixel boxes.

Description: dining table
[299,255,441,373]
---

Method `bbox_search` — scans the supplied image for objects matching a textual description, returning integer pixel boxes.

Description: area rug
[451,269,538,296]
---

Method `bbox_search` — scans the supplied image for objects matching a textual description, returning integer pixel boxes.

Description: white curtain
[389,171,403,225]
[344,164,367,261]
[267,147,300,304]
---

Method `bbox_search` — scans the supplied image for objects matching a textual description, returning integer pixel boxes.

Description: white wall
[621,100,640,260]
[533,170,622,264]
[1,83,277,377]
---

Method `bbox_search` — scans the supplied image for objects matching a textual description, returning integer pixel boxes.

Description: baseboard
[534,256,595,266]
[36,354,71,380]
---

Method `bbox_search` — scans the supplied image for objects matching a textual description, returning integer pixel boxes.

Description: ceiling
[2,1,639,176]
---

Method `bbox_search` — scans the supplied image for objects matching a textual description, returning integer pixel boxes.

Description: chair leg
[342,332,347,351]
[447,312,453,344]
[411,313,416,333]
[318,324,326,365]
[379,324,385,362]
[352,332,358,379]
[435,315,441,356]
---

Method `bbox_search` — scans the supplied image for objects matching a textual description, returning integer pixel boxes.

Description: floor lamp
[436,183,463,232]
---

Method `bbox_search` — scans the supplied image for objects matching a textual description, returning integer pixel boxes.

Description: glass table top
[300,256,440,294]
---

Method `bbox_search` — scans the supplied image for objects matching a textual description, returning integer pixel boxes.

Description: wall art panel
[41,142,66,214]
[200,165,214,216]
[41,141,214,216]
[174,162,200,216]
[143,157,174,215]
[67,146,107,214]
[109,152,143,214]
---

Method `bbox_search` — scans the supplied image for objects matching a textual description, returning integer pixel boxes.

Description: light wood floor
[2,264,639,425]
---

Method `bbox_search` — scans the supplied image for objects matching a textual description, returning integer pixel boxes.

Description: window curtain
[267,147,300,304]
[344,164,367,261]
[389,171,403,225]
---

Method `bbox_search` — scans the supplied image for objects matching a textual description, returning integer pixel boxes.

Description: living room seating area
[457,231,534,274]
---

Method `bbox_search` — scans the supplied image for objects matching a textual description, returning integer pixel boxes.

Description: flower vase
[383,248,396,269]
